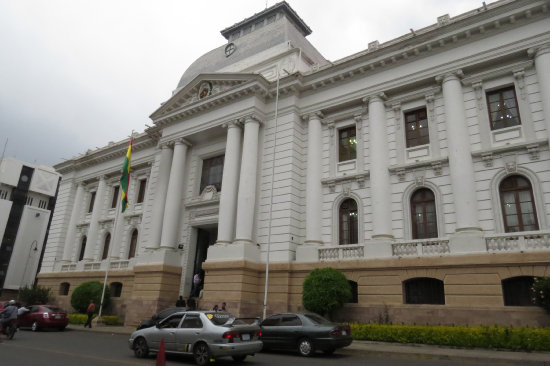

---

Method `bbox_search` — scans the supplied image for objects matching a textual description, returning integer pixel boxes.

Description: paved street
[0,328,513,366]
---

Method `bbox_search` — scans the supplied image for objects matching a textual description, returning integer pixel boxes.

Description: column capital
[362,92,387,104]
[157,141,174,150]
[222,120,243,129]
[435,69,464,84]
[301,111,324,122]
[241,114,262,125]
[528,44,550,59]
[173,138,192,147]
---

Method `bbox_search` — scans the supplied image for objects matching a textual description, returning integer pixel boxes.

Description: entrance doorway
[191,227,217,297]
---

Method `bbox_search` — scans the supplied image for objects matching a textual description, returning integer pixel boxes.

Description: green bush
[302,267,351,317]
[70,281,110,313]
[18,284,51,305]
[350,323,550,351]
[532,277,550,314]
[68,313,122,326]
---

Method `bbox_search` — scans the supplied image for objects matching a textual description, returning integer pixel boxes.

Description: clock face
[225,43,236,57]
[198,82,212,99]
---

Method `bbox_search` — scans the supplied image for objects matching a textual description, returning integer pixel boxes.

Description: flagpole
[263,68,283,320]
[98,132,133,322]
[97,203,121,321]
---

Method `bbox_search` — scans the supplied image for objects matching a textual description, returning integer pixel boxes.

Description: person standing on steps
[84,300,95,328]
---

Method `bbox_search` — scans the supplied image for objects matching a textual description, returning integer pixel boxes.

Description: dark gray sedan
[260,312,352,356]
[129,311,262,365]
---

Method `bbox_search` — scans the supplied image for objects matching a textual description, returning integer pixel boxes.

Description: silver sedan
[128,310,262,365]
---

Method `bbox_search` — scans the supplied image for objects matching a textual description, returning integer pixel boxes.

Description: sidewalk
[69,324,550,365]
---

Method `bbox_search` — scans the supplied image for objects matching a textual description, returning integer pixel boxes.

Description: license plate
[55,315,61,319]
[241,333,250,341]
[342,330,347,335]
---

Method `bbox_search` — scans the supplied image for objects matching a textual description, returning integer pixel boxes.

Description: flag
[120,137,133,212]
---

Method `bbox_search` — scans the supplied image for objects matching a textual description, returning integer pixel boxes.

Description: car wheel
[31,321,39,332]
[298,338,314,357]
[232,354,247,362]
[323,348,335,355]
[193,342,211,366]
[133,337,149,358]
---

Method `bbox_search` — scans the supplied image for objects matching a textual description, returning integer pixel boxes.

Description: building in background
[0,158,60,298]
[38,0,550,326]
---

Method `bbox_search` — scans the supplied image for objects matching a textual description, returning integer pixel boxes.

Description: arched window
[59,282,70,296]
[499,175,538,232]
[102,233,111,260]
[110,282,123,298]
[502,276,534,306]
[347,280,358,303]
[78,236,87,261]
[411,188,437,239]
[403,277,445,305]
[339,199,358,245]
[128,229,138,259]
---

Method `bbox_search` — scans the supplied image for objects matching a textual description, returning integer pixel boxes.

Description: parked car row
[0,303,69,331]
[129,310,352,365]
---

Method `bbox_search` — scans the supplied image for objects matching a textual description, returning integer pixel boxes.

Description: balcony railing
[59,259,132,272]
[485,231,550,253]
[392,239,450,257]
[319,244,365,261]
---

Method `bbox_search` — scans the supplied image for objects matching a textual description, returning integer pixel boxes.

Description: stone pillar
[217,121,243,244]
[438,71,480,232]
[160,139,190,249]
[304,112,323,245]
[84,176,107,261]
[530,45,550,147]
[61,182,85,262]
[367,94,393,239]
[234,116,261,243]
[148,143,174,249]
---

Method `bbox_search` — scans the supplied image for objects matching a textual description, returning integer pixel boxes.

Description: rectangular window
[486,86,521,130]
[26,196,34,206]
[88,192,96,213]
[0,189,8,200]
[136,179,146,204]
[338,126,357,162]
[39,199,47,209]
[405,108,429,148]
[111,186,119,209]
[200,155,225,193]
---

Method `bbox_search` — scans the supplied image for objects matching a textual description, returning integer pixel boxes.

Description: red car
[0,300,8,311]
[18,305,69,331]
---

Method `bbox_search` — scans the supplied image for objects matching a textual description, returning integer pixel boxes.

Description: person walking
[221,302,226,311]
[84,300,95,328]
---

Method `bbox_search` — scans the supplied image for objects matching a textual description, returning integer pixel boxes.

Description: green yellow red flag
[120,137,133,212]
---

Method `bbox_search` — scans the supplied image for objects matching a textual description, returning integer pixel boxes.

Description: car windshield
[304,314,332,325]
[205,311,234,326]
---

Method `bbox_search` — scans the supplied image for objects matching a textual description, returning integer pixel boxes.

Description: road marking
[3,343,144,365]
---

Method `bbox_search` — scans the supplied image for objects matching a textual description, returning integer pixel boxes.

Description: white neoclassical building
[39,0,550,326]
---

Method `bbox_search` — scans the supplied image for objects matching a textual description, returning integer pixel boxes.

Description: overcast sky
[0,0,486,167]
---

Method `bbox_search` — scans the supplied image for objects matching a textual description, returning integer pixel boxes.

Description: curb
[67,325,550,365]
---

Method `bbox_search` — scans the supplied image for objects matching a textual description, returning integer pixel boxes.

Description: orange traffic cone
[155,338,166,366]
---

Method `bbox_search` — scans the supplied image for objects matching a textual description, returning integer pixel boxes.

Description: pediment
[150,73,266,121]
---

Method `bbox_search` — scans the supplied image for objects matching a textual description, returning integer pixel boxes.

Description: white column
[160,139,189,249]
[84,176,107,260]
[217,121,243,244]
[531,45,550,147]
[62,182,85,262]
[148,143,174,249]
[234,116,261,243]
[438,71,480,231]
[368,94,393,239]
[305,112,323,245]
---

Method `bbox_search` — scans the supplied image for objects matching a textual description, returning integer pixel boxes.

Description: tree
[18,285,51,305]
[302,267,351,317]
[70,281,110,313]
[532,277,550,314]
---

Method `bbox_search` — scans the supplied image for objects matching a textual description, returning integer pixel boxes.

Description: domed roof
[175,1,318,92]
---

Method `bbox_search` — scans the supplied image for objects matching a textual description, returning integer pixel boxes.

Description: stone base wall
[37,264,181,326]
[202,251,550,326]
